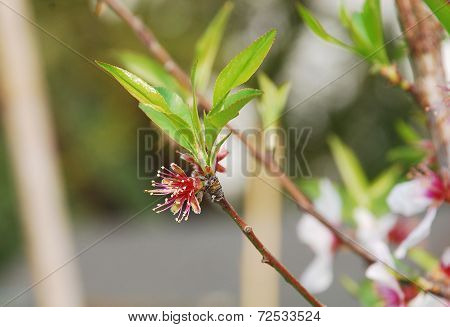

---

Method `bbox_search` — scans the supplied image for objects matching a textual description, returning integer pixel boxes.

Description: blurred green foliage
[0,0,426,270]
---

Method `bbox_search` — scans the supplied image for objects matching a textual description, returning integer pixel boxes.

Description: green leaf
[368,165,401,201]
[139,103,195,152]
[357,280,383,307]
[340,275,359,296]
[298,3,354,51]
[339,6,373,57]
[98,61,197,153]
[257,73,290,129]
[209,131,232,166]
[339,1,388,64]
[155,87,192,126]
[205,88,262,149]
[362,0,383,47]
[328,136,370,207]
[387,146,426,164]
[195,2,233,91]
[298,179,320,199]
[424,0,450,34]
[395,120,421,144]
[408,248,439,272]
[115,50,185,96]
[212,29,276,105]
[189,61,205,155]
[96,61,168,110]
[360,0,389,64]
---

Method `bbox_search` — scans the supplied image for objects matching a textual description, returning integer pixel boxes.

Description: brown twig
[100,0,376,264]
[215,194,324,307]
[396,0,449,181]
[99,0,450,301]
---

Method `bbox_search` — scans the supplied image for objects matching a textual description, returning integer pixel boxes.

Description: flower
[440,247,450,277]
[146,163,203,223]
[365,246,405,306]
[353,208,407,306]
[408,293,447,307]
[387,217,416,245]
[297,179,342,293]
[358,212,449,307]
[387,169,448,258]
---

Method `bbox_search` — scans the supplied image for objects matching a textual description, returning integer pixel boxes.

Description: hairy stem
[396,0,449,180]
[216,195,324,307]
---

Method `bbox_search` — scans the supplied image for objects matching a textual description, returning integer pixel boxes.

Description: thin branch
[396,0,449,180]
[100,0,375,264]
[216,194,324,307]
[378,64,414,92]
[99,0,450,301]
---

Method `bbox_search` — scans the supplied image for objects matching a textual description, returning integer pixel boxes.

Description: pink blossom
[297,179,342,293]
[387,170,448,258]
[440,247,450,278]
[146,163,203,223]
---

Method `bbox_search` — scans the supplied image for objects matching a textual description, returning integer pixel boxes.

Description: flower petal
[441,247,450,266]
[297,214,334,255]
[440,247,450,277]
[170,163,187,177]
[394,206,438,259]
[354,208,395,256]
[408,293,447,307]
[366,262,403,302]
[300,253,334,294]
[190,194,201,214]
[387,180,432,216]
[315,179,342,224]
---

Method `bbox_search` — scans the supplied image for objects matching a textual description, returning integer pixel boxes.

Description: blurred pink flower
[440,247,450,278]
[387,171,448,258]
[297,179,341,293]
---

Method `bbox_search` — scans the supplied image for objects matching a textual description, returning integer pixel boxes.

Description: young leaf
[205,89,262,149]
[155,87,192,126]
[328,136,370,207]
[424,0,450,34]
[297,3,354,51]
[257,73,290,129]
[339,6,373,57]
[195,2,233,91]
[408,248,439,272]
[189,61,205,152]
[115,50,185,96]
[139,103,195,152]
[96,61,168,110]
[360,0,389,64]
[212,29,276,105]
[395,120,421,144]
[209,131,232,166]
[362,0,384,47]
[368,165,401,201]
[387,146,426,164]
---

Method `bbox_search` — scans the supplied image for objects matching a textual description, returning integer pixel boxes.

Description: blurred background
[0,0,448,306]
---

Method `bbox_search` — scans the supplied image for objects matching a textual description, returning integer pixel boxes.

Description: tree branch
[215,194,324,307]
[396,0,449,180]
[99,0,450,301]
[100,0,376,264]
